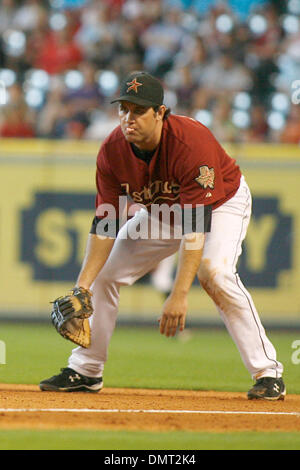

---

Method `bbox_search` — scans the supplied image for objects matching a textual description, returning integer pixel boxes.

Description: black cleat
[247,377,286,401]
[39,367,103,393]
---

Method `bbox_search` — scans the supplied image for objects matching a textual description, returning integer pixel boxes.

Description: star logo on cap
[126,78,143,93]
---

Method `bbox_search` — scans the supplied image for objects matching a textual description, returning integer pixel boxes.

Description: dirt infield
[1,384,300,432]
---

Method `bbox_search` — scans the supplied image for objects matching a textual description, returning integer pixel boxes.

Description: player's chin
[123,133,140,144]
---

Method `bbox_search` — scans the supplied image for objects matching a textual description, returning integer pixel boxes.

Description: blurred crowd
[0,0,300,144]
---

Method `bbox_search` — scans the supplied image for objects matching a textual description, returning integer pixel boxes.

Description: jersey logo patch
[127,78,143,93]
[195,166,215,189]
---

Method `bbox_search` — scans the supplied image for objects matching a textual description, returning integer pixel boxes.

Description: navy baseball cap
[111,71,164,107]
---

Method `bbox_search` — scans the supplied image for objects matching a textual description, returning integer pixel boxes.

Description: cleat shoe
[39,367,103,393]
[247,377,286,401]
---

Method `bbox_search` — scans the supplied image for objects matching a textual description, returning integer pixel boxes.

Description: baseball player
[40,71,285,400]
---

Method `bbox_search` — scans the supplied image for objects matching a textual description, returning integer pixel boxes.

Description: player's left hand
[51,286,93,348]
[158,293,187,337]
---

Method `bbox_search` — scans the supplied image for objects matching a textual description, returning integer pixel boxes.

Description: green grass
[0,430,300,450]
[0,322,300,393]
[0,322,300,450]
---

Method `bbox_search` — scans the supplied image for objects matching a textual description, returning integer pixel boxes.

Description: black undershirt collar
[130,143,156,165]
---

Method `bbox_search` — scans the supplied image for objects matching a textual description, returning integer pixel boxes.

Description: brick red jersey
[95,114,241,217]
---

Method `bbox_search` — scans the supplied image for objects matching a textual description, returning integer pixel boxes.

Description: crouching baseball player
[40,72,285,400]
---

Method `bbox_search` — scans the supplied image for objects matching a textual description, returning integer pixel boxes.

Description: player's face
[118,101,165,150]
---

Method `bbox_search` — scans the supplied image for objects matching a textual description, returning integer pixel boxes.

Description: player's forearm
[171,233,205,297]
[159,233,205,337]
[76,233,115,290]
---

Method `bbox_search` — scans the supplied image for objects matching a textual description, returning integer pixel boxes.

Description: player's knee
[93,267,116,289]
[198,259,239,313]
[198,259,216,284]
[197,259,227,294]
[93,264,131,289]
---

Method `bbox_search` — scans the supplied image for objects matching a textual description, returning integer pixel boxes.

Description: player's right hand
[158,293,187,337]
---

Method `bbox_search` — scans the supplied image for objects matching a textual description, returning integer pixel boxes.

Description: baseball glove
[51,287,93,348]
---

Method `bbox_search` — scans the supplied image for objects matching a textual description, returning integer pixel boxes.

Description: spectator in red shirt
[0,104,35,137]
[34,25,83,75]
[279,105,300,144]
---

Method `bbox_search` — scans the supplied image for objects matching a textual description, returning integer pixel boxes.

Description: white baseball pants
[68,176,283,380]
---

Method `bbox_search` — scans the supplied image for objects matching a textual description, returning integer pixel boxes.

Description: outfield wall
[0,139,299,327]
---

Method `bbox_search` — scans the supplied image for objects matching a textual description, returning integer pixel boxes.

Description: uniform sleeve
[90,145,125,238]
[176,133,226,208]
[96,146,124,212]
[174,131,227,234]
